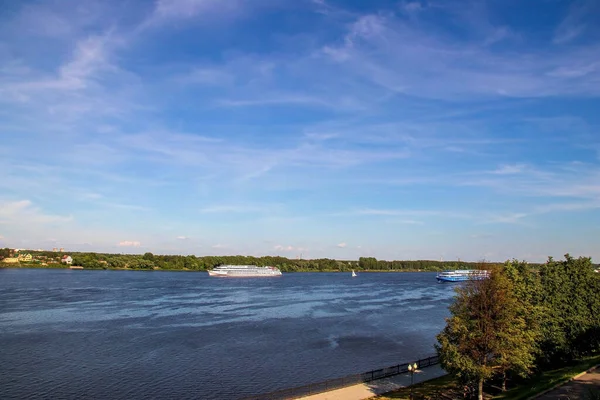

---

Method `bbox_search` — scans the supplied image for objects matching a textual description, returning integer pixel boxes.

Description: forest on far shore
[0,248,518,272]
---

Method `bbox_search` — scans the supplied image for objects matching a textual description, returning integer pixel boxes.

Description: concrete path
[534,366,600,400]
[298,366,446,400]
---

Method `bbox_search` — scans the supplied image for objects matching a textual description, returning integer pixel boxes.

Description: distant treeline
[0,249,513,272]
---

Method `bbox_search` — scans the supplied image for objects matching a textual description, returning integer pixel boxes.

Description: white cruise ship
[207,265,282,277]
[436,269,489,283]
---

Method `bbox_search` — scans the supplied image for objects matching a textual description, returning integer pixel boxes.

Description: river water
[0,269,457,399]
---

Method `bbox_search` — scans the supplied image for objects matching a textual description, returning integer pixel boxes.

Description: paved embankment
[534,366,600,400]
[298,365,446,400]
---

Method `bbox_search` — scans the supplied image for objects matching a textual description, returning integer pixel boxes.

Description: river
[0,268,457,399]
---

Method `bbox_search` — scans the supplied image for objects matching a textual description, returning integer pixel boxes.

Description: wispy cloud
[318,8,600,98]
[175,67,234,86]
[401,2,424,14]
[118,241,141,247]
[274,244,306,253]
[5,33,115,95]
[143,0,279,28]
[351,208,470,219]
[481,212,529,225]
[489,164,527,175]
[337,242,347,248]
[199,205,271,214]
[553,0,595,44]
[0,200,73,225]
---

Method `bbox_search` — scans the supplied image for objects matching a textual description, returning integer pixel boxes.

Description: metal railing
[242,354,439,400]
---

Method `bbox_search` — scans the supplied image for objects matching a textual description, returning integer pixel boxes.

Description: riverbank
[375,355,600,400]
[0,264,445,273]
[0,249,496,273]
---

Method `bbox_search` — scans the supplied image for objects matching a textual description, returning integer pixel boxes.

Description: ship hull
[207,265,282,278]
[207,272,282,278]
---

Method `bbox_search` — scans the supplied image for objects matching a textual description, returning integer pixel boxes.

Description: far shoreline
[0,265,440,273]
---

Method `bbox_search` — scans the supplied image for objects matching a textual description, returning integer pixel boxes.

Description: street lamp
[408,363,418,400]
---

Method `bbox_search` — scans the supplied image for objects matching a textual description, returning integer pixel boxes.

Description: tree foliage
[537,254,600,364]
[437,255,600,398]
[0,248,13,259]
[436,265,539,400]
[3,250,508,272]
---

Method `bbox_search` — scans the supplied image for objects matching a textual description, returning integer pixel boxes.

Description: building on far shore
[2,257,19,264]
[61,255,73,265]
[17,253,32,262]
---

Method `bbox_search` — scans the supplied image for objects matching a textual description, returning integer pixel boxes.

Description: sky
[1,0,599,262]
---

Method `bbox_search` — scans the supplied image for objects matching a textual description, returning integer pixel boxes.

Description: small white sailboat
[351,270,357,277]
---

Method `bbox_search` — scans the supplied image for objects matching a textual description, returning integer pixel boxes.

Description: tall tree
[538,254,600,363]
[436,266,538,400]
[499,260,542,389]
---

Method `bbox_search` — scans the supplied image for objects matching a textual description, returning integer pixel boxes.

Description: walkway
[296,365,600,400]
[298,365,446,400]
[535,366,600,400]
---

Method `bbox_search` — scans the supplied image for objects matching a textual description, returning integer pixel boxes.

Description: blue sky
[1,0,599,262]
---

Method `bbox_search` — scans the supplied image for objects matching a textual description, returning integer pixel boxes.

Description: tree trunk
[502,372,507,392]
[478,378,484,400]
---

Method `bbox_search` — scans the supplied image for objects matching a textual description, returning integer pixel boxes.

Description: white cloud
[211,243,226,249]
[337,242,347,248]
[274,245,294,252]
[176,236,189,240]
[482,213,529,225]
[554,24,586,45]
[143,0,252,27]
[490,164,527,175]
[533,201,600,214]
[552,1,594,44]
[154,0,236,19]
[318,10,600,99]
[118,241,141,247]
[0,200,72,224]
[386,219,424,225]
[7,34,113,95]
[402,2,424,13]
[353,208,468,219]
[199,205,266,214]
[176,67,234,86]
[274,245,306,253]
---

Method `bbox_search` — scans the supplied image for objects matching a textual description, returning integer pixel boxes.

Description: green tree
[0,248,12,259]
[538,254,600,363]
[436,266,538,400]
[358,257,377,270]
[499,259,543,389]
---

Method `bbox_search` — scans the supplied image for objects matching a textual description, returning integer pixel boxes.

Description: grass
[496,355,600,400]
[376,355,600,400]
[375,374,460,400]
